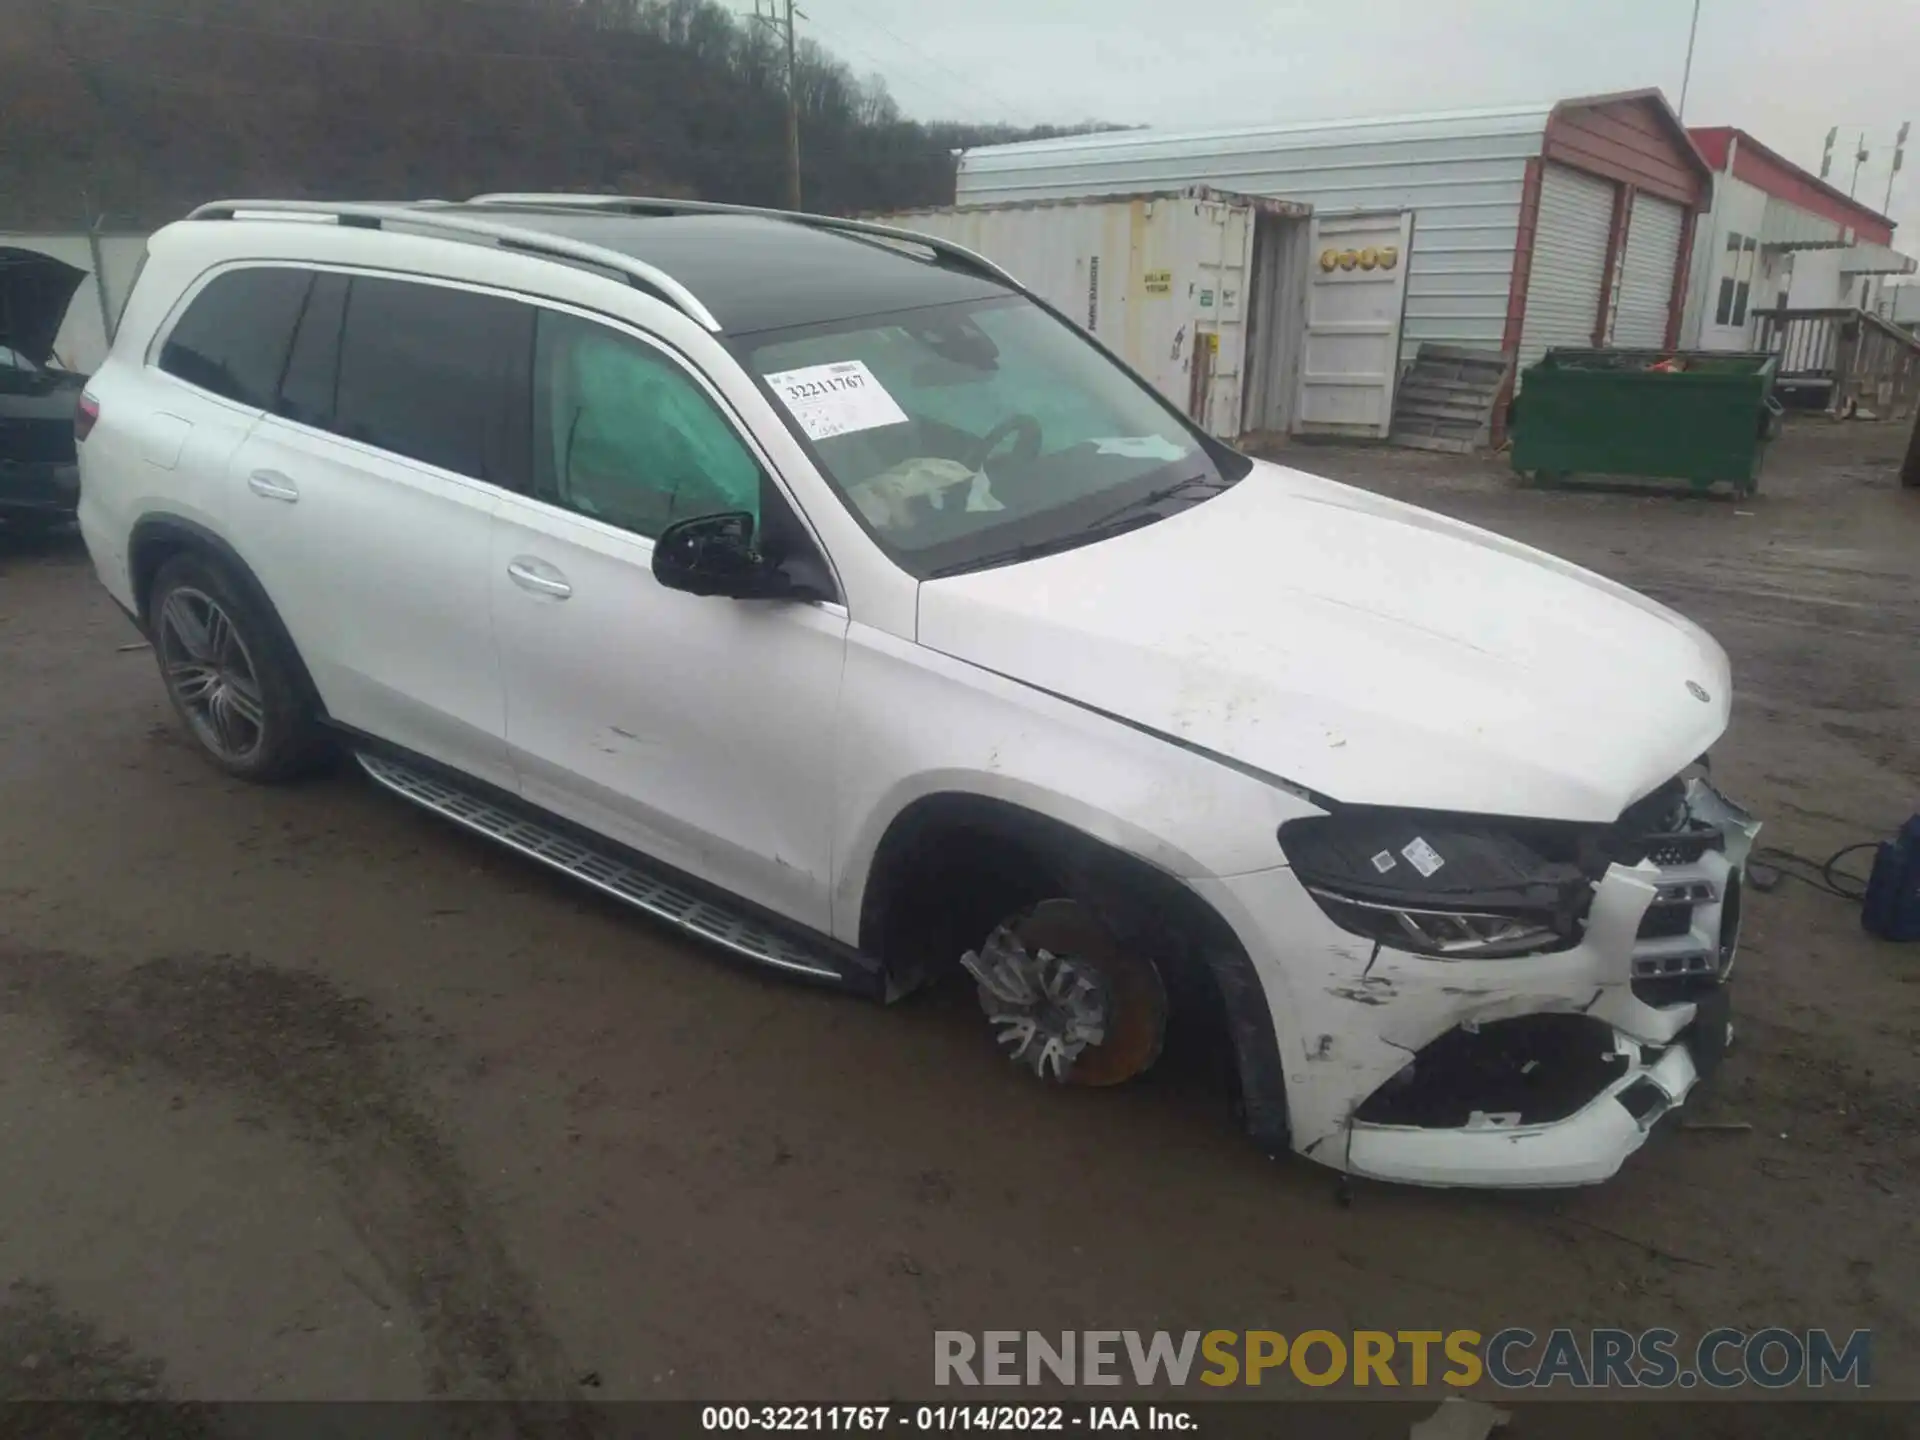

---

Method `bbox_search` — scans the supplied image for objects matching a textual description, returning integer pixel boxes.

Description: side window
[276,271,348,430]
[334,276,532,484]
[158,267,311,408]
[531,309,761,540]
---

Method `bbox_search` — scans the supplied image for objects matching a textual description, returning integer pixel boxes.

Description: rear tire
[149,553,326,782]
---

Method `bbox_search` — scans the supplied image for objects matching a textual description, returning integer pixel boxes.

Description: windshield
[742,295,1242,577]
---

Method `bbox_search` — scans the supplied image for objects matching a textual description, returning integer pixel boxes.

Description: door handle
[507,557,573,599]
[247,469,300,502]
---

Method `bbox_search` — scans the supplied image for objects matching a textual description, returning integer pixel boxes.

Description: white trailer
[879,188,1314,439]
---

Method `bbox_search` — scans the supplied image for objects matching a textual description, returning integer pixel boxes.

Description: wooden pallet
[1390,344,1512,454]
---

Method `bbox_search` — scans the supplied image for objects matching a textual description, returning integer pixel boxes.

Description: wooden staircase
[1750,305,1920,418]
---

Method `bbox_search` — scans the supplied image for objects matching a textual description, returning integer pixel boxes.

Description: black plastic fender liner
[1204,941,1293,1155]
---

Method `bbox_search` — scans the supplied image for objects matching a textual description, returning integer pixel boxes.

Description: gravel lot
[0,419,1915,1427]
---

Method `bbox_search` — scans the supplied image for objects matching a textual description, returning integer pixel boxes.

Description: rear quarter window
[158,267,311,409]
[332,276,531,484]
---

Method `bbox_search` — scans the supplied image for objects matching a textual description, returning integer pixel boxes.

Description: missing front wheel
[961,898,1167,1087]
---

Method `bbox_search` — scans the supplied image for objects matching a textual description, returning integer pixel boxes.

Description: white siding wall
[0,231,148,372]
[956,106,1552,365]
[1679,174,1771,350]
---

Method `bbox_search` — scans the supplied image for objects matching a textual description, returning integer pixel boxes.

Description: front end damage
[1221,777,1760,1187]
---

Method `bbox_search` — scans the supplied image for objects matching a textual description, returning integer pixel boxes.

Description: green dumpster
[1510,349,1782,497]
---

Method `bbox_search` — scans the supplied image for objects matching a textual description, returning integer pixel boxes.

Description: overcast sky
[798,0,1920,247]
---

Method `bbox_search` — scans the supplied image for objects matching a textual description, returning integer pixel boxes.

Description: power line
[804,16,978,121]
[823,0,1034,123]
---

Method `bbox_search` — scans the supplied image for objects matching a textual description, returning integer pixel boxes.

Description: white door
[1608,193,1686,349]
[490,306,846,931]
[221,269,525,792]
[1292,210,1414,438]
[1518,164,1616,372]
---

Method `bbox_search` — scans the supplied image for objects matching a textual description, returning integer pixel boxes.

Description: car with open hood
[0,246,91,530]
[74,195,1759,1188]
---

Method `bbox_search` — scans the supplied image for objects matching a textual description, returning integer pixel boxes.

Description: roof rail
[467,193,1024,291]
[183,199,722,331]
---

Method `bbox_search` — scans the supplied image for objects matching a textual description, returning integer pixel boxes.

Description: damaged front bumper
[1207,779,1761,1188]
[1345,1012,1718,1187]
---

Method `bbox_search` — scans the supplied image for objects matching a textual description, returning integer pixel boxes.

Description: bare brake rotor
[960,898,1168,1087]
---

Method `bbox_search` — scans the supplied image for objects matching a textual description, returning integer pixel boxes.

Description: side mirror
[653,511,821,601]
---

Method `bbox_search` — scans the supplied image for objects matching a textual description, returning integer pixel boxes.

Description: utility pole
[751,0,805,210]
[1677,0,1701,121]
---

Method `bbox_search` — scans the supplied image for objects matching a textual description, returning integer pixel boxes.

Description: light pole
[1885,122,1909,215]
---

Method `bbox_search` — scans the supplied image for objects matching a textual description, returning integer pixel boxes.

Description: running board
[354,751,850,986]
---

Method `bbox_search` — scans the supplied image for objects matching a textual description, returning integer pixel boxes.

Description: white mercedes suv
[76,195,1758,1188]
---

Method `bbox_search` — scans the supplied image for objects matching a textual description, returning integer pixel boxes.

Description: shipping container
[879,188,1312,439]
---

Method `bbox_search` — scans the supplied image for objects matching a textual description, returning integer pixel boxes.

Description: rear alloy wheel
[149,553,324,782]
[157,586,268,766]
[961,898,1168,1086]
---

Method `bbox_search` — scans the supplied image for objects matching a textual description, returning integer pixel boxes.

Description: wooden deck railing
[1751,304,1920,417]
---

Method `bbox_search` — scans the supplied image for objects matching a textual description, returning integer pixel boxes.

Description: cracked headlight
[1278,811,1598,959]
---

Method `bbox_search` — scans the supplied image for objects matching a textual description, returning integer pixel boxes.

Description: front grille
[1637,827,1722,867]
[1632,973,1721,1007]
[1637,902,1695,939]
[1621,805,1739,1003]
[1597,776,1748,1010]
[1633,949,1716,978]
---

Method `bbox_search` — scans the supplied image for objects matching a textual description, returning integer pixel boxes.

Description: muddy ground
[0,419,1915,1430]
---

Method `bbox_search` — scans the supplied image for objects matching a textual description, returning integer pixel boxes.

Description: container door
[1518,164,1615,372]
[1241,212,1309,436]
[1185,199,1254,437]
[1292,210,1414,439]
[1607,192,1686,349]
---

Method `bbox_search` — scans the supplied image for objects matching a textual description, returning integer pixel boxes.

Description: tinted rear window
[334,276,531,483]
[276,271,348,429]
[159,267,311,408]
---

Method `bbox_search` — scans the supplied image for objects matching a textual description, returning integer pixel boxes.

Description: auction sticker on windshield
[764,360,910,441]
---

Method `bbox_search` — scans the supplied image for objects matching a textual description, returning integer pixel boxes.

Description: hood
[916,460,1732,824]
[0,248,88,367]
